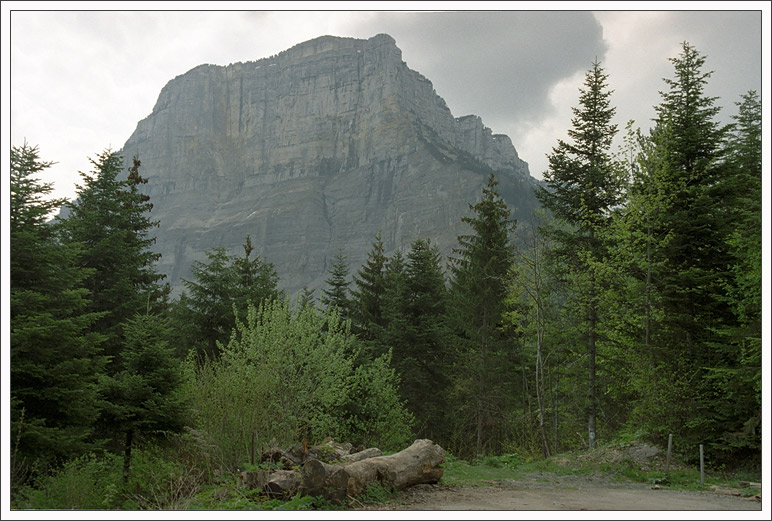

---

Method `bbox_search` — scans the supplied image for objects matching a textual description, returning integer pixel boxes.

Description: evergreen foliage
[321,250,353,321]
[177,237,281,359]
[10,143,107,476]
[99,313,188,481]
[61,152,166,365]
[535,60,623,449]
[382,239,453,441]
[350,232,388,340]
[450,174,517,457]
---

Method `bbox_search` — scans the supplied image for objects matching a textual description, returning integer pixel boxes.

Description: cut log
[264,469,302,499]
[342,447,382,463]
[298,439,445,503]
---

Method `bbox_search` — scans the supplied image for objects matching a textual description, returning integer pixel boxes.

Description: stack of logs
[239,438,445,504]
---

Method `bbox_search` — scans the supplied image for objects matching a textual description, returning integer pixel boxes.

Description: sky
[3,2,768,204]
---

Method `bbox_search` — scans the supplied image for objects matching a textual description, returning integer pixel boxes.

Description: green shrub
[185,300,413,467]
[15,453,123,510]
[14,445,207,511]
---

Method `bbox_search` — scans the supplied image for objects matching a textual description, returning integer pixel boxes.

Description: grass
[15,440,760,510]
[439,443,762,497]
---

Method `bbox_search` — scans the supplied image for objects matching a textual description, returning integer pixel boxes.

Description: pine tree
[351,232,388,340]
[62,152,166,365]
[321,250,352,321]
[99,313,187,481]
[11,143,107,475]
[399,239,452,441]
[535,60,623,449]
[450,174,516,456]
[179,237,281,359]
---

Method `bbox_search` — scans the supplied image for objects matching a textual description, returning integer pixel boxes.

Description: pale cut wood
[241,439,444,504]
[298,439,445,503]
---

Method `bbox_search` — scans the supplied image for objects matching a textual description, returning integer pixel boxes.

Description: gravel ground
[352,472,762,512]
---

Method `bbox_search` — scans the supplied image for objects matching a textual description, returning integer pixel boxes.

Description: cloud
[334,11,607,126]
[7,9,764,199]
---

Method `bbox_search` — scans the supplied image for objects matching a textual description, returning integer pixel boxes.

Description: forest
[9,42,762,509]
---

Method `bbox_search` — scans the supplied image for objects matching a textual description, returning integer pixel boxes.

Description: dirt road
[357,473,762,511]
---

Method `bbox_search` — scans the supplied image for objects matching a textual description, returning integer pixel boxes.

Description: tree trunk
[588,231,597,451]
[588,303,597,450]
[300,439,445,504]
[123,429,133,483]
[241,439,445,505]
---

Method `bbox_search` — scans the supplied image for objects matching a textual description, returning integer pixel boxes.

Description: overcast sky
[3,3,768,204]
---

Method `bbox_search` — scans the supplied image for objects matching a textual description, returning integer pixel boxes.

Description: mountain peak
[121,34,538,296]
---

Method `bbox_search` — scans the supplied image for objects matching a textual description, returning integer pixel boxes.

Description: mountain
[119,33,541,298]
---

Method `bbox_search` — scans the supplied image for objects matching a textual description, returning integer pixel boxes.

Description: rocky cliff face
[120,33,540,297]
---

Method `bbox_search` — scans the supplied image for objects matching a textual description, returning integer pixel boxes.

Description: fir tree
[351,232,388,340]
[99,313,187,481]
[321,250,352,321]
[10,143,107,474]
[62,152,166,365]
[179,237,281,359]
[398,239,452,441]
[650,42,730,354]
[450,174,516,456]
[535,60,622,449]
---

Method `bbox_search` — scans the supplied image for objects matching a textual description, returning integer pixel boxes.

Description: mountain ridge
[117,33,540,297]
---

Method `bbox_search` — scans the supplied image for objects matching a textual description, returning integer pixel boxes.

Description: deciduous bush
[184,299,412,469]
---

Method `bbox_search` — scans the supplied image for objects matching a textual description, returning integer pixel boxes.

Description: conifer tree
[179,237,281,359]
[11,143,107,473]
[649,42,731,360]
[351,232,388,340]
[399,239,452,441]
[535,60,623,449]
[321,250,352,321]
[62,152,166,365]
[450,174,516,456]
[702,90,762,461]
[378,249,408,360]
[99,313,187,481]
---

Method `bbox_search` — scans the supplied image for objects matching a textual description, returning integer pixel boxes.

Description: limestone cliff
[119,33,540,297]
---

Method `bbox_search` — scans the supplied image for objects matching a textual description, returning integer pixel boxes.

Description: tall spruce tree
[638,43,735,456]
[387,239,452,442]
[62,152,166,366]
[535,60,623,449]
[450,174,517,456]
[650,42,731,361]
[11,143,107,475]
[178,237,281,359]
[379,249,408,361]
[321,250,352,321]
[351,232,388,340]
[99,312,187,481]
[702,90,762,462]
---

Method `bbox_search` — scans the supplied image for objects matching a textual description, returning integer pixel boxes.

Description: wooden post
[251,431,256,466]
[699,444,704,486]
[665,434,673,476]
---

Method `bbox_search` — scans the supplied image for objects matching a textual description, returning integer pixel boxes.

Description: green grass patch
[439,443,761,497]
[440,457,522,486]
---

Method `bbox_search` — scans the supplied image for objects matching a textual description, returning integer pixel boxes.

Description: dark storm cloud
[343,11,608,127]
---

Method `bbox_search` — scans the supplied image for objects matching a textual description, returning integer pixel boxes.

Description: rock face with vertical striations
[119,34,540,297]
